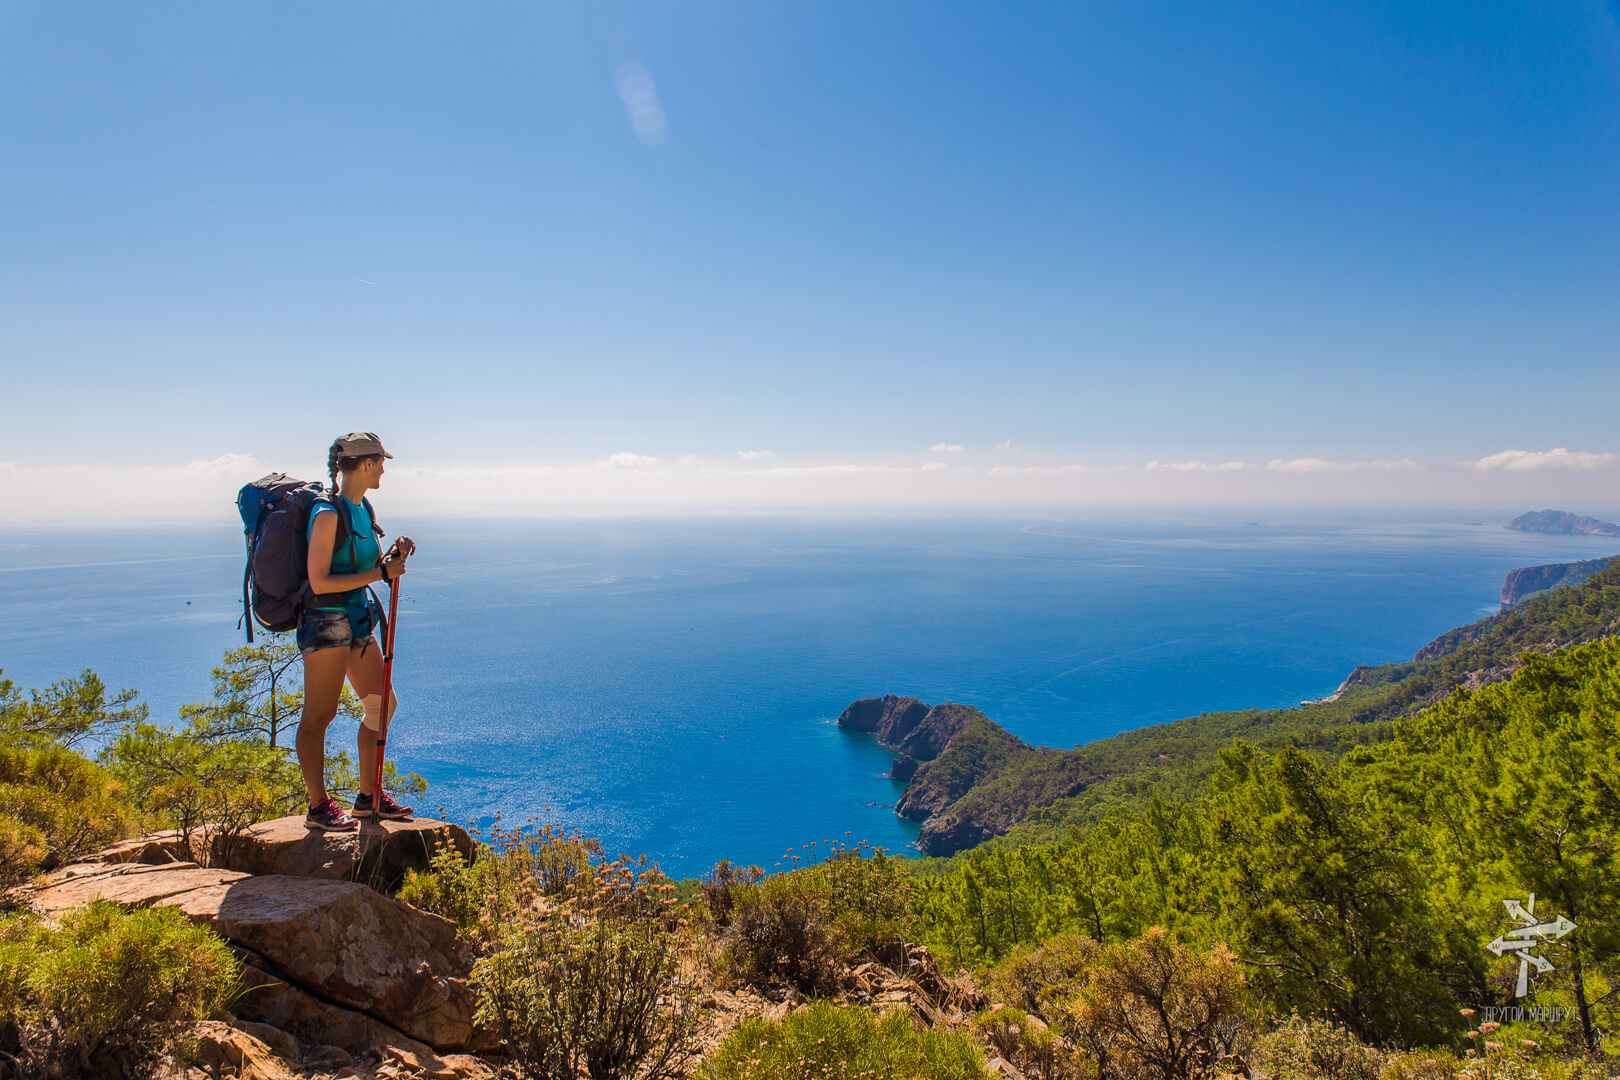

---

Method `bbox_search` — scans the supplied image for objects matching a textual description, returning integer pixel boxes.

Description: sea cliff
[1499,556,1616,608]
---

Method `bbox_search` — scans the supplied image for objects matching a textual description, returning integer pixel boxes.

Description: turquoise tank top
[307,498,382,625]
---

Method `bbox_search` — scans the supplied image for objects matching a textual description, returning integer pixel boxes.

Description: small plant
[700,998,990,1080]
[471,854,697,1080]
[398,845,501,938]
[0,900,238,1079]
[1254,1013,1384,1080]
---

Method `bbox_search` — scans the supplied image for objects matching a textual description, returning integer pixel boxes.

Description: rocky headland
[838,696,1102,856]
[1499,556,1616,608]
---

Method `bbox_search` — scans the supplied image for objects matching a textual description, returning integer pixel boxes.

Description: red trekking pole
[373,573,400,807]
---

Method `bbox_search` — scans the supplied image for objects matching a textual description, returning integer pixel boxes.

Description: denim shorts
[297,606,377,655]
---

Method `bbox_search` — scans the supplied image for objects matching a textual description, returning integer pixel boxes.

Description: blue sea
[3,513,1617,877]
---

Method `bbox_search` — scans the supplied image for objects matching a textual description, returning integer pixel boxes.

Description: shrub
[0,744,136,872]
[721,842,917,994]
[1063,929,1250,1080]
[981,931,1103,1019]
[723,870,844,993]
[971,1007,1065,1080]
[1254,1014,1384,1080]
[0,900,238,1079]
[401,818,603,951]
[0,816,46,894]
[701,859,763,927]
[1381,1052,1463,1080]
[471,856,697,1079]
[984,929,1249,1080]
[699,999,990,1080]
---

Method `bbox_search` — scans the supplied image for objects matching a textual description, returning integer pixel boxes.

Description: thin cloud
[929,443,965,454]
[988,464,1098,476]
[606,452,661,468]
[615,62,668,147]
[737,450,775,461]
[994,440,1020,454]
[357,278,375,286]
[1466,448,1618,472]
[920,461,947,473]
[1145,460,1250,473]
[735,464,900,478]
[1266,457,1420,473]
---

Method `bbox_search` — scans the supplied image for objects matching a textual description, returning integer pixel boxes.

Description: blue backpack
[236,474,382,642]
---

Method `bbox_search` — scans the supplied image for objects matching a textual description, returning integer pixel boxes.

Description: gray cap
[335,432,393,459]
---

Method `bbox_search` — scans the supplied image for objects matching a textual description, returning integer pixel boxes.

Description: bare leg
[347,643,390,798]
[297,645,351,806]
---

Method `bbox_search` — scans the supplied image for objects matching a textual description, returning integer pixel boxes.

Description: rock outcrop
[1500,556,1616,608]
[1504,510,1620,536]
[836,695,984,777]
[19,817,484,1056]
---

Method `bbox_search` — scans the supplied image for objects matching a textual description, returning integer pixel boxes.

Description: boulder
[170,874,477,1050]
[232,953,432,1058]
[221,816,475,891]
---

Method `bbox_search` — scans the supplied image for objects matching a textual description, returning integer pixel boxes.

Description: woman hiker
[297,431,417,831]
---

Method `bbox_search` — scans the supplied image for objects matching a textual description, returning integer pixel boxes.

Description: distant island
[1504,509,1620,536]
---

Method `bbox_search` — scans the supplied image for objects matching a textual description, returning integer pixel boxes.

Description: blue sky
[2,1,1618,515]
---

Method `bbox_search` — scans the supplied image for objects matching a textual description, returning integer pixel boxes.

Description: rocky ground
[14,816,1011,1080]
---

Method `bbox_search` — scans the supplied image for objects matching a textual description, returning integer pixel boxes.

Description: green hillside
[911,633,1620,1052]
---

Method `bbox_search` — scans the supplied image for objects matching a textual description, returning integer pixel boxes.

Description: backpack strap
[363,496,385,540]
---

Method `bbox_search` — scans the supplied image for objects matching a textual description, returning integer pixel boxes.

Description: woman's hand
[391,535,417,558]
[381,549,409,582]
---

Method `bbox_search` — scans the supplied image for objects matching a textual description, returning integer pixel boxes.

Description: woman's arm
[307,509,404,595]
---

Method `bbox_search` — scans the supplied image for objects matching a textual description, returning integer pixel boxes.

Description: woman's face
[366,456,386,489]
